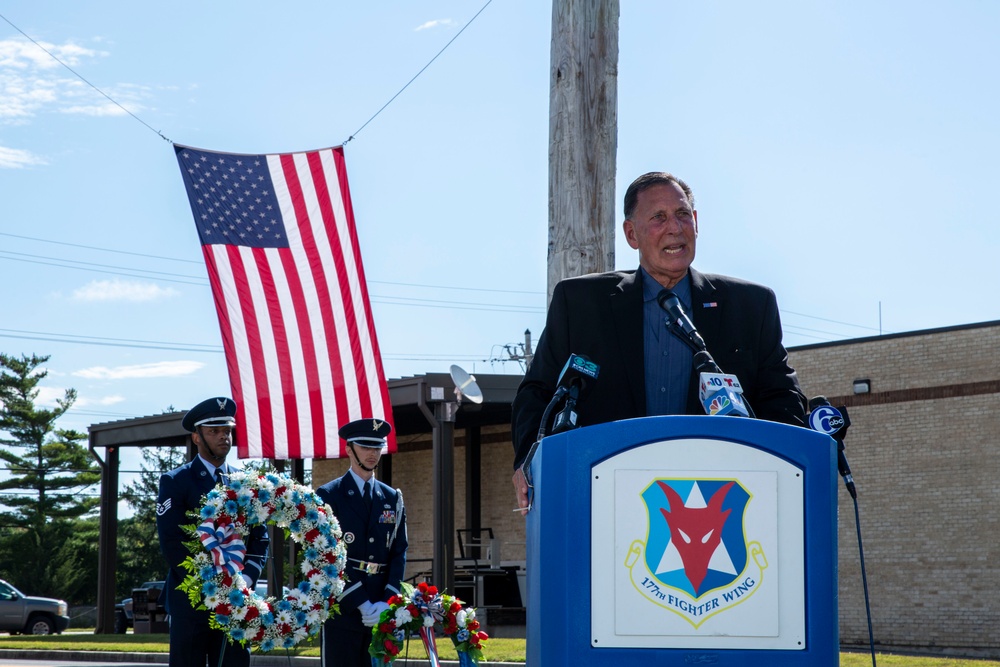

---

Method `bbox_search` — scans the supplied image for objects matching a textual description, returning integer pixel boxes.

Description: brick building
[312,319,1000,657]
[790,320,1000,657]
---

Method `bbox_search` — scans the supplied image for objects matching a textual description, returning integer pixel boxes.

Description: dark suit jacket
[316,473,407,629]
[156,457,270,619]
[511,268,807,466]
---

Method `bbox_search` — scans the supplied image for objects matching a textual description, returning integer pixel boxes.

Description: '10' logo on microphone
[809,405,845,435]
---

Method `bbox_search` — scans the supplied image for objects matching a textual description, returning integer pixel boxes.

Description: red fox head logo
[658,481,735,595]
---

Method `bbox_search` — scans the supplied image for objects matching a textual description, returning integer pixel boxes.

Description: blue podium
[524,415,838,666]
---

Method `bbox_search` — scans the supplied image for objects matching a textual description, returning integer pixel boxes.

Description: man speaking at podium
[511,172,807,512]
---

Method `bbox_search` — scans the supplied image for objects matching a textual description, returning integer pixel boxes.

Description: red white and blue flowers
[369,582,489,665]
[180,466,347,652]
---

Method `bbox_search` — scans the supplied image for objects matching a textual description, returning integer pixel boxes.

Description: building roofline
[87,372,523,446]
[789,319,1000,352]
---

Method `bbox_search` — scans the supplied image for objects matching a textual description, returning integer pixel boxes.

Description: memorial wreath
[179,466,347,652]
[369,581,488,665]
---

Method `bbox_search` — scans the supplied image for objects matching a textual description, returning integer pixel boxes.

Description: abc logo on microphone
[809,405,845,435]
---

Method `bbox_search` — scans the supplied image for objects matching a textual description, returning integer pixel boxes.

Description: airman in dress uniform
[156,397,270,667]
[316,418,407,667]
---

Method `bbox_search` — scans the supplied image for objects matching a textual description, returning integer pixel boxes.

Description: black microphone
[657,291,754,418]
[657,290,708,353]
[551,354,600,434]
[693,350,722,374]
[808,396,856,498]
[523,353,601,475]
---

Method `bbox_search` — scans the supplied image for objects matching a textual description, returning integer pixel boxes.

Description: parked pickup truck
[114,580,164,634]
[0,578,70,635]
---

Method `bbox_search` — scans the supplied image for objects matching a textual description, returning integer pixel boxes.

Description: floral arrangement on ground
[370,581,489,665]
[179,465,347,652]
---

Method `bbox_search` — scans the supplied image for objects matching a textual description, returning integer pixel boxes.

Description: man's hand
[512,467,530,516]
[370,601,390,621]
[359,600,391,626]
[359,600,380,627]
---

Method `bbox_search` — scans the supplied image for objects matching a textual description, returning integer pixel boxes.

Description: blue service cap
[339,418,392,448]
[182,396,237,432]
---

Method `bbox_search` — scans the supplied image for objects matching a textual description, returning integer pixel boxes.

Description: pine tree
[0,353,101,597]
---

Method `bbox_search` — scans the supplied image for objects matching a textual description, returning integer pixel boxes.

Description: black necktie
[215,467,224,487]
[363,480,372,514]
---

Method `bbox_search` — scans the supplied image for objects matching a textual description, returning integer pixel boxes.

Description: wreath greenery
[178,465,347,652]
[369,581,489,665]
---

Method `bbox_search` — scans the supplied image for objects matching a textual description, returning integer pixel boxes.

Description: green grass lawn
[3,632,997,666]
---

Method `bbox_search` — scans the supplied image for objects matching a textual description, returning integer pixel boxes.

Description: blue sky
[2,1,999,445]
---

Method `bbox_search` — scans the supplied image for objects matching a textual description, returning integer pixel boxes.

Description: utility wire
[344,0,494,144]
[373,295,543,313]
[782,309,891,334]
[0,327,219,350]
[0,12,172,143]
[369,279,542,296]
[0,232,203,265]
[0,328,223,353]
[0,248,545,313]
[0,233,886,334]
[0,251,876,344]
[1,3,493,148]
[1,233,544,295]
[0,250,207,282]
[0,252,208,286]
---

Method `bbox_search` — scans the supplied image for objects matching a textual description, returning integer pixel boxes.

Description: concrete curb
[0,649,523,666]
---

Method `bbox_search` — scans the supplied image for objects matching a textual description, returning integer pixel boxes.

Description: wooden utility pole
[547,0,620,303]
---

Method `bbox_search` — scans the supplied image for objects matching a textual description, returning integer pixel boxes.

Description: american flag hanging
[174,144,395,459]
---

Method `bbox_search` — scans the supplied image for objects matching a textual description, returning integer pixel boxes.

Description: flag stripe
[202,248,249,444]
[276,248,322,459]
[329,149,394,447]
[175,144,394,459]
[264,248,309,460]
[268,159,328,458]
[206,247,260,453]
[276,153,350,458]
[252,250,300,460]
[227,245,275,455]
[304,152,373,453]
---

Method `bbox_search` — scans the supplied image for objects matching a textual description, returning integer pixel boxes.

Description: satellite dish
[449,364,483,404]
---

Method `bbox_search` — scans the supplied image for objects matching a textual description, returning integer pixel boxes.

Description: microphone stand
[851,484,877,667]
[831,408,876,667]
[518,386,569,512]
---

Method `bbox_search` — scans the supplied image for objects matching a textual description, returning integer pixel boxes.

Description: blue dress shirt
[641,268,694,416]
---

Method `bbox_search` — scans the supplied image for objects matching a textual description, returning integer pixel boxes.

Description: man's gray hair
[623,172,695,219]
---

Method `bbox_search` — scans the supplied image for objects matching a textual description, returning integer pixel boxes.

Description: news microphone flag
[175,144,394,459]
[699,372,749,417]
[808,402,847,438]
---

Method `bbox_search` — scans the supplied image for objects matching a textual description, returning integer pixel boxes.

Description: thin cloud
[72,279,179,302]
[60,103,129,116]
[33,385,71,407]
[74,361,206,380]
[0,145,46,169]
[0,38,101,70]
[0,37,148,123]
[415,19,457,31]
[74,394,126,407]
